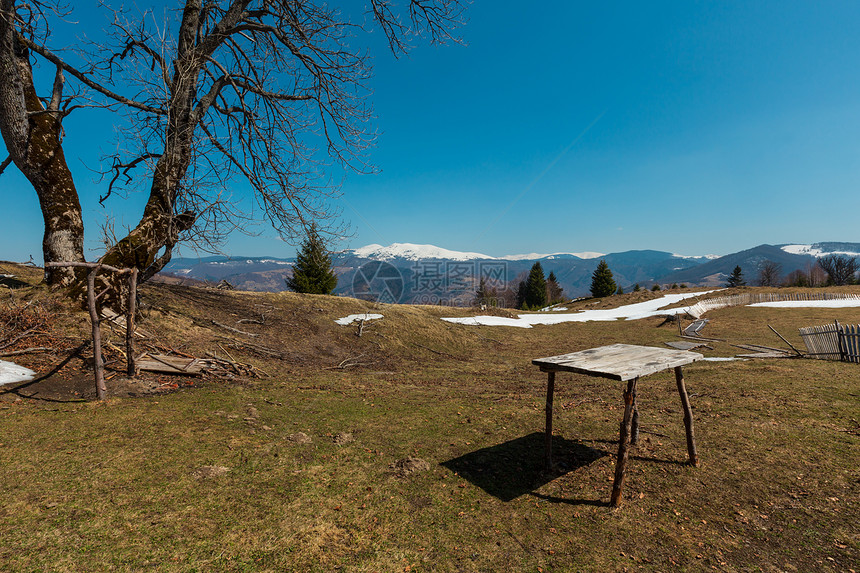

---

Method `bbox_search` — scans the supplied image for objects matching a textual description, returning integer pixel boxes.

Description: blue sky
[2,1,860,262]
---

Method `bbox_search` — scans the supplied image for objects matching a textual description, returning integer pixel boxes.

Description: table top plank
[532,343,702,381]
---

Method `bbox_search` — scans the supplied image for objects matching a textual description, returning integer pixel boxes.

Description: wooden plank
[735,352,793,359]
[533,344,702,381]
[665,341,713,351]
[136,353,211,375]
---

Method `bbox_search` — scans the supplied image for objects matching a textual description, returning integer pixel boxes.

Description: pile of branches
[0,296,62,357]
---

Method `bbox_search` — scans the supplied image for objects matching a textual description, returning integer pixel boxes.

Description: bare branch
[20,36,165,115]
[48,63,63,112]
[101,153,162,205]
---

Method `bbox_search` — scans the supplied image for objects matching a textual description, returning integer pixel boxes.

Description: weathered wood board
[533,343,702,381]
[666,341,713,351]
[136,353,216,375]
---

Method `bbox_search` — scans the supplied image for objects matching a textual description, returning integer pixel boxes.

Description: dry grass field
[0,264,857,572]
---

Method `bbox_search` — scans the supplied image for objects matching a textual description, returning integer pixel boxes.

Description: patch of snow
[335,313,384,326]
[701,357,746,362]
[442,290,720,328]
[673,253,721,260]
[500,251,605,261]
[571,252,606,259]
[499,252,556,261]
[0,360,36,385]
[749,300,860,309]
[551,307,568,311]
[352,243,493,261]
[781,244,860,258]
[781,244,822,257]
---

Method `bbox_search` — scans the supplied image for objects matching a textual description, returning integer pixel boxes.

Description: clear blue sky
[2,1,860,262]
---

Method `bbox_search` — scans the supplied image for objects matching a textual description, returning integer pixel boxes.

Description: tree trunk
[0,4,85,285]
[97,161,195,281]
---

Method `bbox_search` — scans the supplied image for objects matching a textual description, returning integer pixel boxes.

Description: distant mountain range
[160,241,860,305]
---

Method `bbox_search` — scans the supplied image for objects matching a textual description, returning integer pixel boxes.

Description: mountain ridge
[161,241,860,303]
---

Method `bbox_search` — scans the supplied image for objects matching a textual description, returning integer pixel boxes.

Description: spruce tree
[546,271,564,305]
[473,277,497,307]
[726,265,745,288]
[589,260,616,298]
[515,279,527,309]
[285,224,338,294]
[524,262,548,309]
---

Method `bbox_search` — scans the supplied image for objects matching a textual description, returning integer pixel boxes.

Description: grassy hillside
[0,265,858,571]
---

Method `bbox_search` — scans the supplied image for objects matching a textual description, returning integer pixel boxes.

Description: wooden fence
[687,292,860,318]
[799,321,860,363]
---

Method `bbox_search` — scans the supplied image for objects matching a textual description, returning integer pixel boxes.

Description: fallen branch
[410,342,463,360]
[211,320,258,337]
[0,324,43,350]
[0,347,52,357]
[218,338,285,359]
[325,353,375,370]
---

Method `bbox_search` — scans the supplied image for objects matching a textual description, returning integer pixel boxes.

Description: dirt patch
[390,457,430,477]
[286,432,313,444]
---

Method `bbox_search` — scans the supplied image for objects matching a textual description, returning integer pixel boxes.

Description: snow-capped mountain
[347,243,607,262]
[350,243,494,261]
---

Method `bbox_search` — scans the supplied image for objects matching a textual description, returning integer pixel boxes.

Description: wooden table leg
[630,389,640,445]
[610,377,638,507]
[545,371,555,470]
[674,366,699,466]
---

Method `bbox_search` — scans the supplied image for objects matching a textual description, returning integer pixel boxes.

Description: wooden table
[532,343,703,507]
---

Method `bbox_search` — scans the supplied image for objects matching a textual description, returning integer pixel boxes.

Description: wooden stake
[610,376,638,507]
[545,371,555,470]
[674,366,698,466]
[126,268,138,377]
[630,390,640,445]
[835,320,847,362]
[87,267,107,400]
[767,324,803,356]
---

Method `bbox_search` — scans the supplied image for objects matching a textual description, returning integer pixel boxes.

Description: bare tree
[0,1,465,285]
[0,0,85,285]
[757,260,782,287]
[817,255,858,286]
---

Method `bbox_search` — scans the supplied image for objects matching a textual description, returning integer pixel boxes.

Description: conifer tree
[515,279,527,309]
[285,224,338,294]
[473,277,498,307]
[524,262,548,309]
[546,271,564,305]
[589,260,616,298]
[726,265,746,288]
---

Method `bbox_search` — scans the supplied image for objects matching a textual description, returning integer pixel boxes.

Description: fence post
[126,268,138,377]
[835,320,847,363]
[86,267,107,400]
